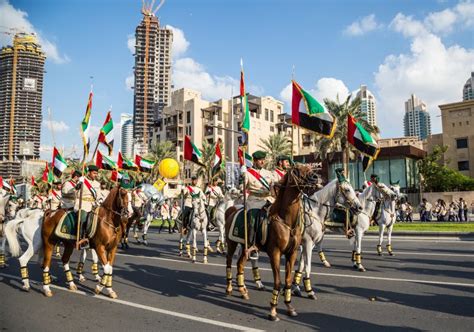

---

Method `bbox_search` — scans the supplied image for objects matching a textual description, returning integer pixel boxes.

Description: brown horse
[41,185,132,298]
[225,164,316,321]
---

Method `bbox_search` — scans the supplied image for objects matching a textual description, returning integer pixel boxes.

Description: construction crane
[140,0,165,151]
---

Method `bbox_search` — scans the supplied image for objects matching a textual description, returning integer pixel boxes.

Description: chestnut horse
[41,186,132,298]
[225,164,316,321]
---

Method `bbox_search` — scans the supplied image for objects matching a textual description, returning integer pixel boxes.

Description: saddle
[54,210,99,241]
[228,208,269,246]
[324,207,357,237]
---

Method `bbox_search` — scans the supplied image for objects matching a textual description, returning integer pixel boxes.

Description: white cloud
[127,34,135,54]
[344,14,381,36]
[125,74,134,91]
[0,0,69,64]
[42,120,70,132]
[375,7,474,137]
[424,8,457,34]
[165,25,190,58]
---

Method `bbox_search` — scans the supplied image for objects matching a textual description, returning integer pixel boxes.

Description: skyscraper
[356,85,377,127]
[132,2,173,155]
[463,72,473,101]
[120,113,133,159]
[0,33,45,178]
[403,94,431,140]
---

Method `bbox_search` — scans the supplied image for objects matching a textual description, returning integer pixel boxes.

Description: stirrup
[76,238,89,250]
[245,245,259,260]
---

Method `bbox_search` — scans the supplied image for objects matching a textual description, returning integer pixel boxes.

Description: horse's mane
[270,170,291,214]
[102,186,119,209]
[312,179,338,204]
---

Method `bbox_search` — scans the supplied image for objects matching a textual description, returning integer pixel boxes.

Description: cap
[252,150,267,160]
[87,165,99,172]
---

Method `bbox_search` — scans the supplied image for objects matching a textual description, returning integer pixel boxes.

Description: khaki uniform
[182,185,205,208]
[171,204,180,219]
[132,190,148,209]
[31,194,46,210]
[161,203,170,219]
[61,180,77,209]
[49,190,62,210]
[97,188,110,204]
[74,177,100,213]
[245,167,275,210]
[205,185,223,207]
[273,167,286,182]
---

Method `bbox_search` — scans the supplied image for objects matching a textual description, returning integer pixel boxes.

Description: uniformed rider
[273,155,291,182]
[181,175,205,228]
[49,180,62,211]
[205,177,223,228]
[74,165,100,213]
[97,182,110,205]
[61,170,81,210]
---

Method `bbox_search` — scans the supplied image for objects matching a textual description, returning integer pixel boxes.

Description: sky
[1,0,473,160]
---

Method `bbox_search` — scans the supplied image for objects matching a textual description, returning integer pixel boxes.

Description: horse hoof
[143,241,148,246]
[388,252,394,256]
[203,259,208,264]
[44,291,53,297]
[292,288,302,297]
[241,293,250,300]
[257,286,266,291]
[22,286,30,292]
[95,287,102,295]
[358,267,366,272]
[109,291,118,299]
[268,314,280,322]
[287,309,298,317]
[308,293,317,300]
[69,284,78,291]
[323,262,331,268]
[178,252,183,257]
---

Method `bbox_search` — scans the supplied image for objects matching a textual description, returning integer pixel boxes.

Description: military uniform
[245,167,275,210]
[49,189,62,211]
[273,167,286,182]
[171,202,180,220]
[132,189,147,211]
[74,177,100,213]
[180,182,205,228]
[62,179,78,209]
[97,187,110,205]
[205,185,223,207]
[31,194,46,210]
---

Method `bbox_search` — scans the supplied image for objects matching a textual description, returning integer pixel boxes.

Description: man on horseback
[97,182,110,205]
[181,175,205,229]
[74,165,100,213]
[205,177,223,231]
[49,180,62,211]
[61,170,81,210]
[273,155,291,181]
[245,150,275,259]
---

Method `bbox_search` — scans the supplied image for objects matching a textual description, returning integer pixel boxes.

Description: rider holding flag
[205,177,223,230]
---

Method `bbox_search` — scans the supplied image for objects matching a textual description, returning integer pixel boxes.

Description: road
[1,232,473,331]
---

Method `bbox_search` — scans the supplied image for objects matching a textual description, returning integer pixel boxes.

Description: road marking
[116,253,474,288]
[325,249,473,258]
[0,272,265,332]
[323,235,474,243]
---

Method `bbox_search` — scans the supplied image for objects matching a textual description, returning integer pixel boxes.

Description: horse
[225,164,318,321]
[188,197,209,263]
[0,195,20,268]
[376,183,400,256]
[40,185,132,298]
[76,249,101,282]
[214,188,240,254]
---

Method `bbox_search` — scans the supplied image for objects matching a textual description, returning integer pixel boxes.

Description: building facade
[120,113,133,159]
[463,72,473,101]
[356,85,377,127]
[132,10,173,155]
[0,33,45,179]
[403,94,431,140]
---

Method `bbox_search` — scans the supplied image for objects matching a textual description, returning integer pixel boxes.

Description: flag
[0,176,2,189]
[80,176,97,199]
[362,155,373,172]
[238,146,252,170]
[347,114,379,158]
[111,170,123,182]
[212,140,222,176]
[96,150,117,170]
[7,178,17,195]
[98,111,114,155]
[31,176,37,187]
[153,178,166,191]
[135,154,156,173]
[52,147,68,178]
[184,135,204,166]
[291,80,336,137]
[81,91,93,157]
[118,152,138,170]
[42,163,49,181]
[240,59,250,145]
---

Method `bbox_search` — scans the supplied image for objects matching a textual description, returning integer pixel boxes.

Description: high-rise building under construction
[0,33,45,179]
[132,1,173,154]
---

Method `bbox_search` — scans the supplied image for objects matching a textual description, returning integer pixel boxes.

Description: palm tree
[259,134,292,169]
[147,140,176,181]
[314,96,379,173]
[196,140,220,184]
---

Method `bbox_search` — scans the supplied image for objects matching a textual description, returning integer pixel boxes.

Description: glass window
[270,110,274,122]
[458,161,469,171]
[265,109,269,121]
[456,138,468,149]
[374,159,390,185]
[389,158,407,188]
[186,111,191,124]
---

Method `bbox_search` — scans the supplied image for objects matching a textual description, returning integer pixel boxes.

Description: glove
[75,182,82,190]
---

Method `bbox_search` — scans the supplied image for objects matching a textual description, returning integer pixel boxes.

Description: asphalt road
[1,231,473,331]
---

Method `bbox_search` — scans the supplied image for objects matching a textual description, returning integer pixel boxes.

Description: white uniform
[31,194,47,210]
[61,180,78,209]
[273,167,286,182]
[97,188,110,204]
[205,185,223,207]
[49,190,62,211]
[171,203,180,219]
[161,203,170,219]
[132,190,148,209]
[245,167,275,210]
[181,185,205,208]
[74,177,100,213]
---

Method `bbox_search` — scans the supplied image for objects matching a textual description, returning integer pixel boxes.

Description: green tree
[195,140,216,184]
[259,134,292,169]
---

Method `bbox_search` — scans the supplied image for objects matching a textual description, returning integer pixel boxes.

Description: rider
[205,177,223,229]
[74,165,100,213]
[369,174,381,224]
[62,170,81,210]
[97,181,110,205]
[273,155,291,181]
[171,199,180,232]
[49,180,62,211]
[131,186,147,226]
[246,150,275,259]
[181,175,205,229]
[30,189,47,210]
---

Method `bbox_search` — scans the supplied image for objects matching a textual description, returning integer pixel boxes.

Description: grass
[368,222,474,232]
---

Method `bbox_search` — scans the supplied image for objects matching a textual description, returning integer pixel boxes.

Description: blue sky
[1,0,473,160]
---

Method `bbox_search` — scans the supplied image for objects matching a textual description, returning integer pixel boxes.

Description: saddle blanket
[54,210,99,241]
[324,208,357,228]
[228,208,268,246]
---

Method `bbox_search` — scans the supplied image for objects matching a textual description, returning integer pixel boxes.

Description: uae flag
[212,140,223,176]
[98,111,114,155]
[111,170,123,182]
[347,114,379,158]
[292,80,336,137]
[42,163,53,183]
[238,146,252,170]
[52,147,68,177]
[81,91,93,157]
[118,152,138,170]
[240,59,250,146]
[96,150,117,170]
[184,135,204,166]
[31,176,37,187]
[135,154,155,173]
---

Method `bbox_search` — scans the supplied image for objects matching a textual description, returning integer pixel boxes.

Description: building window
[187,111,191,124]
[270,110,274,122]
[265,109,269,121]
[458,161,469,171]
[452,123,455,127]
[456,138,468,149]
[270,126,274,132]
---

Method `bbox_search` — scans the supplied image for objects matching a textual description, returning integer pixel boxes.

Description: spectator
[434,199,447,222]
[448,202,458,222]
[405,202,413,222]
[458,198,468,222]
[419,198,432,222]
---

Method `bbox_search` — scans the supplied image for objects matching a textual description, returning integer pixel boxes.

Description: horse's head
[286,164,320,196]
[118,187,133,219]
[334,169,363,214]
[375,182,398,201]
[7,198,19,219]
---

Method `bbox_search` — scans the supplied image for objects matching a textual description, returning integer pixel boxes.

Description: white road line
[116,253,474,289]
[323,235,473,243]
[0,272,265,332]
[325,249,473,258]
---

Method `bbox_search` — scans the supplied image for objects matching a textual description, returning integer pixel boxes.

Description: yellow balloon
[159,158,180,179]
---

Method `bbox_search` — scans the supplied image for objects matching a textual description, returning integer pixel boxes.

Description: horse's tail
[4,218,24,257]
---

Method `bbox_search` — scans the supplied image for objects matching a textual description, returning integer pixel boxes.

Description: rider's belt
[249,192,270,198]
[62,194,75,199]
[82,197,96,202]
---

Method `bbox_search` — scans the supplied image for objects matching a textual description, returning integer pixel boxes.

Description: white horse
[377,183,400,256]
[214,188,240,254]
[292,177,363,299]
[188,197,209,263]
[132,195,161,245]
[0,196,20,268]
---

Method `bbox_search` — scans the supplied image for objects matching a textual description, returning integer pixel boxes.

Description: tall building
[403,94,431,140]
[463,72,474,101]
[356,85,377,127]
[132,2,173,155]
[120,113,133,158]
[0,33,45,179]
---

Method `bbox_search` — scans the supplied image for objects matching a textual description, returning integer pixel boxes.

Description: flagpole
[230,87,235,188]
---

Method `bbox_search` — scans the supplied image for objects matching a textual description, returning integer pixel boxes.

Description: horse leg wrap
[252,267,261,282]
[91,263,99,276]
[192,247,197,257]
[376,245,382,255]
[125,237,129,244]
[303,277,313,293]
[284,287,292,304]
[65,270,74,283]
[319,251,327,263]
[55,246,60,255]
[106,275,113,288]
[20,266,29,280]
[386,244,393,254]
[236,273,245,288]
[142,234,147,241]
[351,250,356,262]
[355,253,362,265]
[293,271,302,286]
[186,244,191,254]
[43,272,52,285]
[226,268,232,282]
[0,253,5,267]
[76,262,84,275]
[204,247,208,257]
[101,274,110,287]
[179,242,183,251]
[270,288,280,306]
[216,240,221,248]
